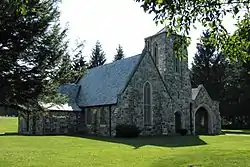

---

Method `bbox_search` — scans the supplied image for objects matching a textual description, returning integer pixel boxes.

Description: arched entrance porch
[194,106,213,135]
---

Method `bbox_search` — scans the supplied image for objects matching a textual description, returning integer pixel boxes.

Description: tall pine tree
[191,30,227,102]
[88,41,106,68]
[72,40,87,82]
[113,44,124,61]
[0,0,73,112]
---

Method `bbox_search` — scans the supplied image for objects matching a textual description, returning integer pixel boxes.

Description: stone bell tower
[144,28,192,131]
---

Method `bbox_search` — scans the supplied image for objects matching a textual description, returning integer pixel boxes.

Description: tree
[135,0,250,61]
[88,41,106,68]
[191,30,227,102]
[113,44,125,61]
[56,39,88,84]
[71,40,87,82]
[0,0,71,112]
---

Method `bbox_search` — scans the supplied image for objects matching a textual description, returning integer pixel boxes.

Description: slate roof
[156,27,167,34]
[77,54,142,107]
[59,84,80,104]
[43,84,82,111]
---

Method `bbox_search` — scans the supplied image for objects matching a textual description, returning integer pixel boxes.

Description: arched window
[175,112,182,133]
[153,43,158,65]
[143,82,152,125]
[174,55,180,73]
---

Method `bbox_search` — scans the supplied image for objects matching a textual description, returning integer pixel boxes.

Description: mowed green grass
[222,129,250,134]
[0,117,250,167]
[0,116,18,133]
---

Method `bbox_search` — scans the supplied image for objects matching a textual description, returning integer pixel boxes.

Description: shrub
[178,129,188,136]
[115,124,141,138]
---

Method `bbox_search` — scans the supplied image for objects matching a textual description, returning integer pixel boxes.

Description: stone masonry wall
[84,105,117,136]
[19,111,85,135]
[145,33,192,133]
[192,86,221,134]
[115,52,173,135]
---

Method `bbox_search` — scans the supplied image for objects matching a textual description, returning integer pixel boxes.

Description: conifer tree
[191,30,227,101]
[0,0,71,112]
[113,44,124,61]
[89,41,106,68]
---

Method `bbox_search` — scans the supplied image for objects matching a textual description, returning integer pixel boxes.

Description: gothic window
[153,42,158,65]
[174,55,180,73]
[100,108,106,125]
[86,110,92,125]
[145,40,150,51]
[143,82,152,125]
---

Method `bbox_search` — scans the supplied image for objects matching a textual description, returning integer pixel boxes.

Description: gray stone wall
[84,105,117,136]
[115,52,173,135]
[192,85,221,134]
[145,32,192,133]
[19,112,44,135]
[19,111,85,135]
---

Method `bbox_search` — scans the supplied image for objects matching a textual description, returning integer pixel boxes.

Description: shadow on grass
[70,135,207,149]
[0,132,207,149]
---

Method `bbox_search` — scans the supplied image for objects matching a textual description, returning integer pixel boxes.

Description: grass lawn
[222,129,250,135]
[0,117,250,167]
[0,116,18,133]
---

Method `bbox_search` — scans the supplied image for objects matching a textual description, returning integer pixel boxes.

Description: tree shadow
[0,132,207,149]
[69,135,207,149]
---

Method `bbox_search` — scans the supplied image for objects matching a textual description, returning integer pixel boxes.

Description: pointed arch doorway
[195,107,210,134]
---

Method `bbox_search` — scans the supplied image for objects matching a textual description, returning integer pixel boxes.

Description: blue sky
[59,0,238,68]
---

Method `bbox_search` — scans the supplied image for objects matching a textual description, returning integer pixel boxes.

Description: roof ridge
[88,54,141,71]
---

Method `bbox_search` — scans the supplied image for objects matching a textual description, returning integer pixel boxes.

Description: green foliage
[191,30,227,102]
[135,0,250,61]
[113,44,125,61]
[0,0,82,112]
[88,41,106,69]
[58,40,87,84]
[191,29,250,118]
[222,60,250,116]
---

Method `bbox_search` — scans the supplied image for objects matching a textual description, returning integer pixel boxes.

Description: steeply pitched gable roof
[77,54,142,107]
[156,27,167,35]
[192,84,212,101]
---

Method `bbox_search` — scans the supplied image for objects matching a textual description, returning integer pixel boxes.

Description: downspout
[109,105,112,136]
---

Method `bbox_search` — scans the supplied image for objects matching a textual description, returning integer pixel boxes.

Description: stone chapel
[18,28,221,136]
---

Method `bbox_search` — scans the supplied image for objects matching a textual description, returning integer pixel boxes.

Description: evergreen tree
[56,40,87,84]
[0,0,71,112]
[136,0,250,62]
[72,40,87,82]
[113,44,124,61]
[221,17,250,118]
[88,41,106,68]
[191,30,227,102]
